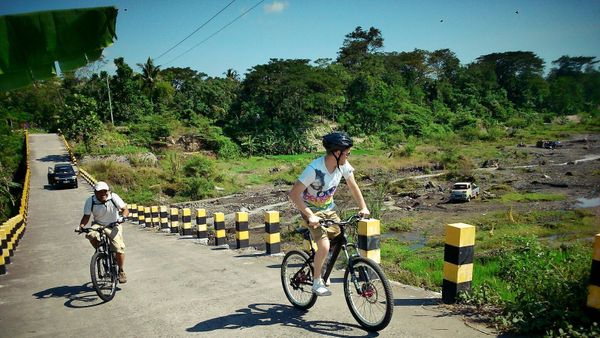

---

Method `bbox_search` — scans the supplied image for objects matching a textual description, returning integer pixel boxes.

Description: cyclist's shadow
[33,282,119,308]
[186,303,378,337]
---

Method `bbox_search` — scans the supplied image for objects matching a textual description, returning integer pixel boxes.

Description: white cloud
[264,1,288,14]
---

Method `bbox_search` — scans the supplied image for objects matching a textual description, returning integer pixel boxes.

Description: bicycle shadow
[186,303,378,337]
[33,282,121,308]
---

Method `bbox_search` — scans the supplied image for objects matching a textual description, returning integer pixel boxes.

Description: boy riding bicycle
[289,131,370,296]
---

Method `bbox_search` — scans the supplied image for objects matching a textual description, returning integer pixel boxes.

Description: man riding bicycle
[77,181,129,283]
[289,131,370,296]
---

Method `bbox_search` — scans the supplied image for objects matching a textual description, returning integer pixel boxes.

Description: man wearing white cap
[78,181,129,283]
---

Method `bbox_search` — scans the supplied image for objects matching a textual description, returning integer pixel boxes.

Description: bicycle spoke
[281,251,317,310]
[344,258,394,331]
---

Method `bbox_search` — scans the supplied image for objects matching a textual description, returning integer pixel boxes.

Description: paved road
[0,134,492,337]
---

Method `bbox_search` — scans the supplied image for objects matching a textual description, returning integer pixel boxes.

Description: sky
[1,0,599,78]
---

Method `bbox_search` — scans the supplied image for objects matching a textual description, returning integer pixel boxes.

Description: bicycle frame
[297,215,365,292]
[96,227,117,276]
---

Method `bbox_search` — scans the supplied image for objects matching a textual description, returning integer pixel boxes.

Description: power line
[163,0,265,67]
[155,0,237,61]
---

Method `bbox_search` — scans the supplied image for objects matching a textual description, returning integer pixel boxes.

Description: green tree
[111,57,150,123]
[227,59,329,154]
[137,57,161,106]
[474,51,546,109]
[59,94,103,151]
[337,26,384,70]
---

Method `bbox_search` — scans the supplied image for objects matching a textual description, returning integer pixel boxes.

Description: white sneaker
[312,278,332,296]
[324,277,331,286]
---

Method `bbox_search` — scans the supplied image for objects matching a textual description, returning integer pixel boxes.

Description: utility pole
[106,75,114,125]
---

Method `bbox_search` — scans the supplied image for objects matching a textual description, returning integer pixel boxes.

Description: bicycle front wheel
[90,251,117,302]
[344,257,394,331]
[281,250,317,310]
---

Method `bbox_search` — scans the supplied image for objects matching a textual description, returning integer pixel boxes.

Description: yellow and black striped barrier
[264,211,281,255]
[587,234,600,310]
[151,206,159,227]
[196,209,207,241]
[170,208,179,234]
[78,168,97,185]
[144,207,151,227]
[130,204,138,224]
[442,223,475,303]
[137,205,145,225]
[159,206,169,230]
[214,212,226,246]
[0,225,10,274]
[235,212,249,249]
[1,130,31,276]
[358,218,381,264]
[181,208,193,236]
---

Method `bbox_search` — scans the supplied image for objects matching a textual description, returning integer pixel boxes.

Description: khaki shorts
[86,223,126,254]
[301,210,341,241]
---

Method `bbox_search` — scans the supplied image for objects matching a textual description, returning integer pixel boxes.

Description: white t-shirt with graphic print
[83,193,126,226]
[297,156,354,212]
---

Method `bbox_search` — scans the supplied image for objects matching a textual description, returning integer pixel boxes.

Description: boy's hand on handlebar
[358,208,370,218]
[308,214,321,228]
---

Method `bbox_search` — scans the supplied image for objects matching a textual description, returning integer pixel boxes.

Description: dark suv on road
[47,163,78,189]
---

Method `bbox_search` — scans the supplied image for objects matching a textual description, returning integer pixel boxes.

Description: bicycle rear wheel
[343,257,394,331]
[281,250,317,310]
[90,251,117,302]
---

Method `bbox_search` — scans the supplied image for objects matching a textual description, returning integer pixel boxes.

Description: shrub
[181,177,214,200]
[183,155,214,178]
[496,238,594,335]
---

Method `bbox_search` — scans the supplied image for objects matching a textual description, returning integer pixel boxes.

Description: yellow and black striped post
[587,234,600,310]
[130,203,138,224]
[235,212,249,249]
[0,226,8,274]
[196,208,207,242]
[159,206,169,230]
[137,205,145,225]
[214,212,226,246]
[358,218,381,264]
[151,206,159,227]
[144,207,151,228]
[264,211,281,255]
[443,223,475,303]
[181,208,193,236]
[170,208,179,234]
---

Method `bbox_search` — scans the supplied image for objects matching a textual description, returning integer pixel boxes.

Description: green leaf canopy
[0,6,118,90]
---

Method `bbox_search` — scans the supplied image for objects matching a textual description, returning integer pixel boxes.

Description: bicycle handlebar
[319,214,364,227]
[75,220,123,234]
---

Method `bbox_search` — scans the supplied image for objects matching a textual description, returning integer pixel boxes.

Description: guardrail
[1,130,31,275]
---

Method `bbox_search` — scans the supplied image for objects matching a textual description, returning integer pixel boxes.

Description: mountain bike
[280,215,394,332]
[76,221,121,302]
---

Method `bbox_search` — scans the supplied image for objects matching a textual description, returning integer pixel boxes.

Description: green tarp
[0,6,118,91]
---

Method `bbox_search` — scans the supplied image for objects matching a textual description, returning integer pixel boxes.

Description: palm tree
[224,68,239,81]
[137,57,161,104]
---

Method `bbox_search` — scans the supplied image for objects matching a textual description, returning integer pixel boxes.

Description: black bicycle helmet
[322,131,353,170]
[322,131,353,152]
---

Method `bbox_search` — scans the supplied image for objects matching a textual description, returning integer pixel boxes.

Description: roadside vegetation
[2,26,599,336]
